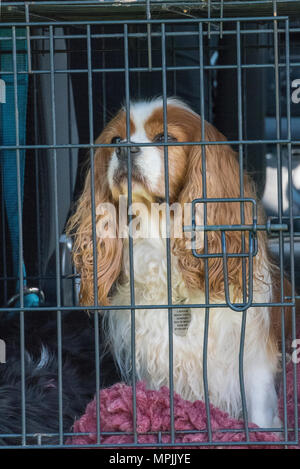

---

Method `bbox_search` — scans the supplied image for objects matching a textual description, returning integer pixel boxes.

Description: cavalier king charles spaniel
[67,97,292,429]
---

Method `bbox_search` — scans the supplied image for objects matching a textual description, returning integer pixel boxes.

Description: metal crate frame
[0,0,299,449]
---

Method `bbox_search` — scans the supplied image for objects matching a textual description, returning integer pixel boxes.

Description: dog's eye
[153,133,177,143]
[111,136,122,144]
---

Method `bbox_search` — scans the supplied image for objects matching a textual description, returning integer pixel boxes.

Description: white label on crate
[0,79,6,104]
[173,307,191,337]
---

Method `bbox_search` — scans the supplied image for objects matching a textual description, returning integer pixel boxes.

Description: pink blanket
[67,349,299,448]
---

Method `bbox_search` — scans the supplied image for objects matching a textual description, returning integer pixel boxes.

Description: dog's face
[101,99,199,203]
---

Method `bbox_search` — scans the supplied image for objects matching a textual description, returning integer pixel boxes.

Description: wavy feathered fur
[66,112,126,305]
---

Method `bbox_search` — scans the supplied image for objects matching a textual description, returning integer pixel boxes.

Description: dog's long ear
[173,114,265,299]
[66,137,123,307]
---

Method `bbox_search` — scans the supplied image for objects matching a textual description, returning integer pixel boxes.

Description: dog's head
[67,97,262,306]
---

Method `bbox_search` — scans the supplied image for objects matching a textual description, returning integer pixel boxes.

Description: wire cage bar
[0,0,299,449]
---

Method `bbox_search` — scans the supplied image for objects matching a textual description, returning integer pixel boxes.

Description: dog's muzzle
[116,143,141,164]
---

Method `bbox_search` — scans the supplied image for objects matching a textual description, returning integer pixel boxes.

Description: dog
[67,97,293,428]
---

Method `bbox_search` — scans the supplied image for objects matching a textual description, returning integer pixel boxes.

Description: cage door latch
[183,198,290,311]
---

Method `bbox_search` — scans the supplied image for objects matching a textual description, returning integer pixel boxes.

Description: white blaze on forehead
[128,100,164,191]
[127,97,195,120]
[128,98,163,125]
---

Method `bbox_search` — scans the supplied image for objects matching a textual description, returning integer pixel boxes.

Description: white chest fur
[104,235,279,426]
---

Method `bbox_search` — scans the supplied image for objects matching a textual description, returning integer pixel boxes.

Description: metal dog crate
[0,0,299,448]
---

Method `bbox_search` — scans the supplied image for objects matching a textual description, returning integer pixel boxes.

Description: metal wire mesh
[0,0,299,449]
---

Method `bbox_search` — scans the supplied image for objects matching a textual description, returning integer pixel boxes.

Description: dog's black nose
[116,144,141,161]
